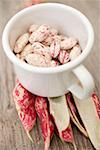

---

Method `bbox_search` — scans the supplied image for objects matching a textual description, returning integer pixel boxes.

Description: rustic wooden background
[0,0,100,150]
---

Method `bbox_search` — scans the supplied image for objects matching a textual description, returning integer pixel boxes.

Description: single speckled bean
[69,45,81,60]
[20,44,34,58]
[61,37,77,50]
[32,42,51,60]
[14,33,30,53]
[50,38,61,58]
[58,50,70,64]
[42,35,60,46]
[25,53,50,67]
[29,25,50,43]
[43,35,55,46]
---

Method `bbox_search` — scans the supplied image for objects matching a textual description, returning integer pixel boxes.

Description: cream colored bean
[20,44,34,58]
[32,42,51,60]
[70,45,81,60]
[61,37,77,50]
[25,53,50,67]
[14,33,30,53]
[43,35,59,46]
[43,36,54,46]
[29,25,50,43]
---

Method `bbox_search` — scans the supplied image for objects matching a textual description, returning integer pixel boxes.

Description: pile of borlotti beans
[14,24,82,67]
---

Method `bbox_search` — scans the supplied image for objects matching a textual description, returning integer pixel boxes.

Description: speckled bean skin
[69,45,81,60]
[29,25,50,43]
[14,24,82,68]
[14,33,30,53]
[25,53,50,67]
[61,37,77,50]
[58,50,70,64]
[35,96,54,150]
[50,38,61,58]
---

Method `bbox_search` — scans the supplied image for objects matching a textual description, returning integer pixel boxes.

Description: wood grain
[0,0,100,150]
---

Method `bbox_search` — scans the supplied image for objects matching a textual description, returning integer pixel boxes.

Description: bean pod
[66,93,88,137]
[35,96,54,150]
[13,80,36,142]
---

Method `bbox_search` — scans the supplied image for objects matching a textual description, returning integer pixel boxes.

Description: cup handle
[68,65,95,99]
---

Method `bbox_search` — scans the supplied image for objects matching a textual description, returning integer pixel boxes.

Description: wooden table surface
[0,0,100,150]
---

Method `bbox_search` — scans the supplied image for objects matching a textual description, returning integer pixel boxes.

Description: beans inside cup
[14,24,82,67]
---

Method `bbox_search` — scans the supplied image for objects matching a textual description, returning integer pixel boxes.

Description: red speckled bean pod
[13,80,36,142]
[92,93,100,119]
[61,125,77,149]
[35,96,54,150]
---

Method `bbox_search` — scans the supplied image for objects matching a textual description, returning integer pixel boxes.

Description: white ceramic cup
[2,3,95,99]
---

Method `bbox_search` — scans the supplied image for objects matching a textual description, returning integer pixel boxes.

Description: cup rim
[2,3,94,74]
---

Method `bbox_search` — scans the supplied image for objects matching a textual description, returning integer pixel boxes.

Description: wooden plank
[0,0,99,150]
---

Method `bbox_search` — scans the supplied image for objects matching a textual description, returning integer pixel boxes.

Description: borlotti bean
[29,25,50,43]
[13,24,82,67]
[14,33,30,53]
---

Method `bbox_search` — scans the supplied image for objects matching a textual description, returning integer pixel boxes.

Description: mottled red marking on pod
[13,80,36,141]
[35,96,54,150]
[61,125,73,142]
